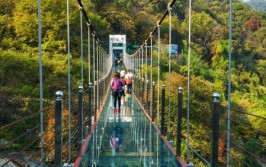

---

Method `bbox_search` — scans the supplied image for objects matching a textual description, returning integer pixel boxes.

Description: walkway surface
[78,92,181,166]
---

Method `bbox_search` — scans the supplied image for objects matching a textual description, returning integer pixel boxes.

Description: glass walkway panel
[78,93,181,166]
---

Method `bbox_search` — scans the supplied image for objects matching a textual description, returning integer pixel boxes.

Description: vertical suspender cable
[80,9,84,86]
[79,9,84,142]
[96,42,99,112]
[100,48,103,77]
[157,22,160,126]
[187,0,192,158]
[157,22,160,166]
[150,33,153,117]
[145,41,148,105]
[168,3,172,139]
[93,34,96,121]
[138,51,141,78]
[150,34,154,162]
[145,41,148,80]
[141,45,144,78]
[227,0,233,166]
[141,47,144,79]
[102,50,103,77]
[37,0,43,166]
[88,25,91,84]
[67,0,71,162]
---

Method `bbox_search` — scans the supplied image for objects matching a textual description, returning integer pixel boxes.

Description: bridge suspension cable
[80,9,84,86]
[67,0,71,162]
[150,33,153,120]
[227,0,233,166]
[157,21,161,126]
[168,2,172,140]
[37,0,44,165]
[187,0,192,160]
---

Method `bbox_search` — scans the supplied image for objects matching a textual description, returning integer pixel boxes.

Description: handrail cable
[219,115,266,136]
[187,142,210,165]
[219,134,266,164]
[0,107,52,131]
[36,138,58,167]
[228,107,266,120]
[223,148,253,167]
[64,131,79,157]
[1,135,44,167]
[22,150,40,166]
[0,124,40,150]
[190,123,211,137]
[0,112,39,131]
[219,125,266,149]
[187,135,211,151]
[186,141,212,165]
[0,112,59,151]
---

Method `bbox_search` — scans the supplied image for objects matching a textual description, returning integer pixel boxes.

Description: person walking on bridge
[120,68,126,80]
[111,72,124,113]
[125,70,134,94]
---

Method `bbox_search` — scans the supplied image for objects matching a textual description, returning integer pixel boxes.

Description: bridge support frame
[176,87,183,156]
[78,86,84,150]
[88,83,93,133]
[161,84,166,136]
[211,92,221,167]
[55,91,63,167]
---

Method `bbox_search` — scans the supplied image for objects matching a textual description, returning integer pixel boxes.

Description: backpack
[126,77,132,84]
[112,78,121,91]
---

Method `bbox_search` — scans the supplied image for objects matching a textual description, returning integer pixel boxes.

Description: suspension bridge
[0,0,266,167]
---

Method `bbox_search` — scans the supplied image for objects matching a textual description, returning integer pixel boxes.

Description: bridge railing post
[176,87,183,156]
[55,91,63,167]
[211,92,221,167]
[161,84,166,136]
[88,83,93,133]
[78,85,84,150]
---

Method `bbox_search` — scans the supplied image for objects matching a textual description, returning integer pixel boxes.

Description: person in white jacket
[125,70,134,94]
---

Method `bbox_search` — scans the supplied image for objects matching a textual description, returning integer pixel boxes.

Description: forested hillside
[0,0,265,166]
[246,0,266,13]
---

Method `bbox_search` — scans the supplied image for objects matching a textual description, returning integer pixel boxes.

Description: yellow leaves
[213,80,225,96]
[191,76,213,101]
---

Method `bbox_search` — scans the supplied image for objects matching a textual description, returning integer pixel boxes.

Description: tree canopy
[0,0,265,166]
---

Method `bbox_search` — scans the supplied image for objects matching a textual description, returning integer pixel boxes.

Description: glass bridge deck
[78,93,181,166]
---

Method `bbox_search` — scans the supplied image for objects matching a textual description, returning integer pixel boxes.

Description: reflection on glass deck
[79,93,181,167]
